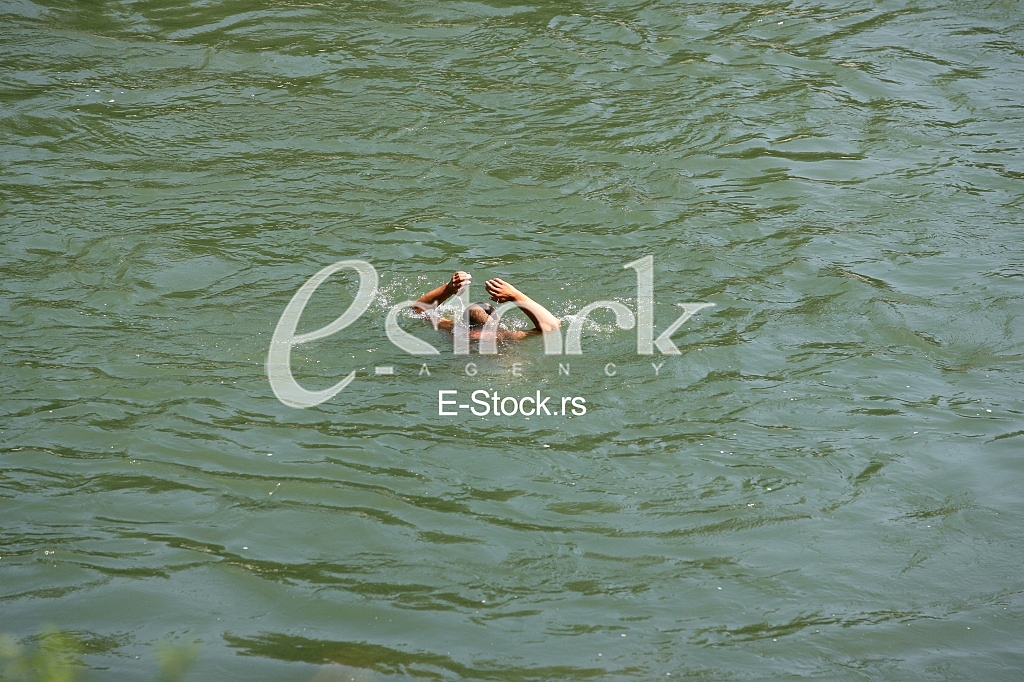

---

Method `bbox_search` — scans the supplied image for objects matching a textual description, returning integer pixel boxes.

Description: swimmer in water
[411,271,560,342]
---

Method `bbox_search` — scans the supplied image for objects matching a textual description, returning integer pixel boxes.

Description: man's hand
[485,277,560,333]
[413,271,471,318]
[484,278,521,303]
[448,271,472,294]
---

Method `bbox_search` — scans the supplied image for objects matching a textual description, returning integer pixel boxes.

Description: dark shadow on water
[223,632,615,680]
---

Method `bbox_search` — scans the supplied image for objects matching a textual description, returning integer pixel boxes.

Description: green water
[3,0,1023,679]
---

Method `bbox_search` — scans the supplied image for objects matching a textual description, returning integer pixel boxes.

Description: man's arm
[484,278,561,333]
[412,271,471,330]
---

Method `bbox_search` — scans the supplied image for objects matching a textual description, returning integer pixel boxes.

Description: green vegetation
[1,631,80,682]
[0,632,196,682]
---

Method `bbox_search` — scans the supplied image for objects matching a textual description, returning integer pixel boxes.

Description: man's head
[464,302,497,328]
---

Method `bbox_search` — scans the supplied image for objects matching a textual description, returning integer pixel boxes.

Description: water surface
[2,0,1023,679]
